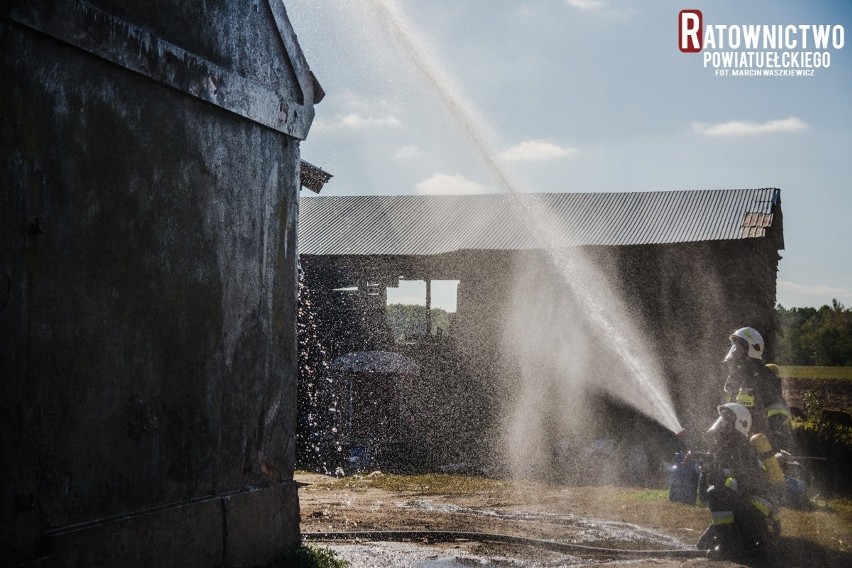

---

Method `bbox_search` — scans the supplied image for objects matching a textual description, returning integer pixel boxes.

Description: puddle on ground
[320,541,591,567]
[399,500,687,549]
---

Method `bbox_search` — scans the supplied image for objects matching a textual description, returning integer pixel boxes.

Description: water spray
[370,0,683,439]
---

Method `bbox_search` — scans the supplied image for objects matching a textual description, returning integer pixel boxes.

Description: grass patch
[778,497,852,553]
[304,472,506,495]
[271,544,348,568]
[366,473,506,494]
[812,496,852,516]
[615,489,669,502]
[779,366,852,380]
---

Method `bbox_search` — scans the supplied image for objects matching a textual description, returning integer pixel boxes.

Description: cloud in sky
[565,0,607,11]
[778,280,852,300]
[500,141,578,162]
[337,113,401,128]
[415,173,488,195]
[310,92,404,130]
[395,145,419,159]
[690,116,809,137]
[564,0,635,16]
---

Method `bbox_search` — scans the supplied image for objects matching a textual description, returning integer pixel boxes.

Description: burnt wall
[299,235,781,473]
[1,2,308,565]
[615,239,781,433]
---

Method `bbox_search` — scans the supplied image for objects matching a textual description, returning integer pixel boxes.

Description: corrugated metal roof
[299,188,781,256]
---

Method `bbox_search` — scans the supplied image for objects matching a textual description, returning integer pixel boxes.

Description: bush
[791,404,852,495]
[270,544,348,568]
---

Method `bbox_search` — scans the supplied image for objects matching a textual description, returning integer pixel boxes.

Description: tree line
[386,304,453,340]
[775,300,852,366]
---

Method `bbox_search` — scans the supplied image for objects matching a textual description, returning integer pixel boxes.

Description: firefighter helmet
[724,327,764,362]
[708,402,752,437]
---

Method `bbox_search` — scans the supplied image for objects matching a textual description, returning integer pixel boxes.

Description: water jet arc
[370,0,683,437]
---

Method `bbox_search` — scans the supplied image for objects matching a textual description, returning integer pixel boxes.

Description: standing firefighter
[722,327,793,453]
[699,403,780,561]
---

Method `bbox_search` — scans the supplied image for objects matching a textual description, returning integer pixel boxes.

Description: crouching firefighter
[698,403,780,561]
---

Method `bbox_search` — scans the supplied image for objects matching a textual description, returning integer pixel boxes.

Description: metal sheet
[300,189,782,256]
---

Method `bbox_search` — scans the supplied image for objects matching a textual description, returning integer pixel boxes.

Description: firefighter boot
[696,525,715,550]
[707,523,744,562]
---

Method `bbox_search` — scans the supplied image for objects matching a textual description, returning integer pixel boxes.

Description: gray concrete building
[1,1,322,565]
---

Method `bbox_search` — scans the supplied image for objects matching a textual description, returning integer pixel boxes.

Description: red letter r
[679,10,703,53]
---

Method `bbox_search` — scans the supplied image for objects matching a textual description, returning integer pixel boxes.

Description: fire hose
[302,530,708,559]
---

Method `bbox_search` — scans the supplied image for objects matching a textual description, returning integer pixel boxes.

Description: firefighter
[722,327,793,453]
[699,403,779,561]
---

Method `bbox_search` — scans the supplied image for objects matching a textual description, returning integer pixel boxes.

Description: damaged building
[297,188,784,474]
[1,1,323,565]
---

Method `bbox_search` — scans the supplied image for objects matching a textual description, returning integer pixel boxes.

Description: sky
[287,0,852,312]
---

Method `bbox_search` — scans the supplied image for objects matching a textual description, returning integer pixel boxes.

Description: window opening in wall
[386,279,458,342]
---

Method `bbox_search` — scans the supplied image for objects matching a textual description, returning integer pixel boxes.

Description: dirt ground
[297,472,852,567]
[295,379,852,566]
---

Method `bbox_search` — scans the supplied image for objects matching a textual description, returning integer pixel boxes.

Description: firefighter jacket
[705,430,778,541]
[724,360,792,451]
[706,430,769,500]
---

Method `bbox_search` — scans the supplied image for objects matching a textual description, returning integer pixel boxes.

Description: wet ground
[297,472,751,567]
[313,540,692,567]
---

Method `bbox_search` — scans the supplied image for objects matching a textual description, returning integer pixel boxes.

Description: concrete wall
[1,1,313,564]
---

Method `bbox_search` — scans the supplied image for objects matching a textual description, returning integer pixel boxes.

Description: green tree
[775,300,852,365]
[386,303,453,341]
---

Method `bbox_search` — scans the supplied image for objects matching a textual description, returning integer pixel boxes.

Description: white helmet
[724,327,764,362]
[708,403,752,437]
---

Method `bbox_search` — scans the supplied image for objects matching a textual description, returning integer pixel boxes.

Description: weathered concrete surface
[3,0,319,140]
[1,1,316,564]
[224,482,301,567]
[47,496,224,568]
[43,482,300,567]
